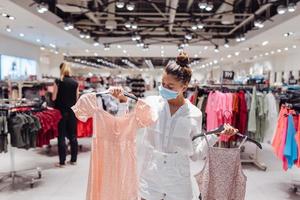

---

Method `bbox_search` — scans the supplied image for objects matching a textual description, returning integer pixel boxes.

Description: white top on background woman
[112,52,237,200]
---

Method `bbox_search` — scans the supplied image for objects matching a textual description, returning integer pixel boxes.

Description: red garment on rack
[34,109,62,147]
[77,118,93,138]
[296,115,300,167]
[236,91,248,134]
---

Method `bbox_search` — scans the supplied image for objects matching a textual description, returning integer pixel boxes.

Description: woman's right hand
[108,86,128,103]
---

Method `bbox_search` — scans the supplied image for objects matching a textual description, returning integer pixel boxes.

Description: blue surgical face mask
[159,85,179,100]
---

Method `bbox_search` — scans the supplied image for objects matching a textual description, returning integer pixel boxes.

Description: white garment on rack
[263,92,278,143]
[248,87,257,133]
[135,96,217,200]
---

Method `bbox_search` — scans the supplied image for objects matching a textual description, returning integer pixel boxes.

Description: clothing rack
[197,84,268,171]
[0,99,42,190]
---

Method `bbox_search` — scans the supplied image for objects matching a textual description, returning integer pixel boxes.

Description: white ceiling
[0,0,299,68]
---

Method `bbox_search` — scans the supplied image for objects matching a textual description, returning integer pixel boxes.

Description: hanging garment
[296,115,300,167]
[263,92,279,143]
[283,114,298,169]
[236,90,248,134]
[77,118,93,138]
[138,95,218,200]
[72,93,156,200]
[194,136,247,200]
[206,91,223,131]
[0,114,8,153]
[248,87,257,133]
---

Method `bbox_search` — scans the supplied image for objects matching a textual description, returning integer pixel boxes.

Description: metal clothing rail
[0,101,42,190]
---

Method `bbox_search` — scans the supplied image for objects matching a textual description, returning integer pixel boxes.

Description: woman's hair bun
[176,52,189,67]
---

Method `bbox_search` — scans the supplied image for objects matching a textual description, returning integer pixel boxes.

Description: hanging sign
[222,71,235,80]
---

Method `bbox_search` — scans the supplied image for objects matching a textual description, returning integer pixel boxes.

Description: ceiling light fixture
[288,2,296,12]
[277,49,282,53]
[143,45,149,51]
[126,2,135,11]
[49,43,56,48]
[214,45,219,53]
[124,21,131,28]
[93,40,100,46]
[235,51,240,56]
[131,23,138,29]
[36,38,41,43]
[277,5,287,15]
[292,45,297,48]
[205,2,214,12]
[284,32,294,37]
[85,33,91,39]
[224,38,230,48]
[191,24,197,30]
[254,19,264,28]
[40,46,45,51]
[198,2,207,9]
[64,22,74,31]
[117,45,122,49]
[37,2,49,14]
[104,44,110,51]
[204,46,208,50]
[197,22,204,29]
[284,47,289,51]
[227,54,232,58]
[5,26,11,32]
[19,33,24,37]
[79,32,85,38]
[185,33,192,40]
[116,1,125,9]
[8,16,15,20]
[2,13,8,17]
[262,41,269,46]
[240,35,246,41]
[271,51,275,54]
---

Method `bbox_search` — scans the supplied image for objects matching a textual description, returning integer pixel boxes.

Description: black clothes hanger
[96,91,138,101]
[192,125,262,149]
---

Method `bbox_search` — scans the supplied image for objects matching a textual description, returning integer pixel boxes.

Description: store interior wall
[0,34,63,79]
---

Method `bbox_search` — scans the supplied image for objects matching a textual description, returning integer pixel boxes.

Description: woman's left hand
[220,124,239,137]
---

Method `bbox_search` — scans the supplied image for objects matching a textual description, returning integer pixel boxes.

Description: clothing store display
[34,109,62,147]
[139,96,218,200]
[72,93,156,200]
[195,135,247,200]
[272,105,300,170]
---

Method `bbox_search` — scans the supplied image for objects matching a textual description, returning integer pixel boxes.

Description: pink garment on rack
[206,91,222,131]
[72,93,156,200]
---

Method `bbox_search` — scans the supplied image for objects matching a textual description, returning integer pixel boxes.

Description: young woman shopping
[52,63,79,167]
[111,52,237,200]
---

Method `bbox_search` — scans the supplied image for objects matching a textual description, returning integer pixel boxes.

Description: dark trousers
[58,109,78,165]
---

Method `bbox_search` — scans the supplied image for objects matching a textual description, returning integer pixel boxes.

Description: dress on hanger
[72,93,156,200]
[194,135,247,200]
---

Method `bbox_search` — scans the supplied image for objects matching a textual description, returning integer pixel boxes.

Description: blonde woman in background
[52,63,79,167]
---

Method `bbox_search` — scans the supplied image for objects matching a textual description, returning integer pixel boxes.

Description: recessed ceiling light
[40,46,45,51]
[49,43,56,48]
[213,60,218,64]
[271,51,275,54]
[204,46,208,50]
[37,3,49,14]
[8,16,15,20]
[259,54,263,57]
[194,54,198,58]
[284,47,289,51]
[262,41,269,46]
[36,38,41,43]
[85,49,89,53]
[117,45,122,49]
[265,52,269,56]
[220,57,224,61]
[254,19,264,28]
[2,13,8,17]
[227,54,232,58]
[94,52,98,56]
[197,23,204,29]
[235,52,240,56]
[185,34,192,40]
[214,45,220,53]
[123,50,127,54]
[19,33,24,37]
[292,45,297,49]
[277,49,282,53]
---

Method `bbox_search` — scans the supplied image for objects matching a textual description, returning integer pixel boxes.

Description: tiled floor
[0,136,299,200]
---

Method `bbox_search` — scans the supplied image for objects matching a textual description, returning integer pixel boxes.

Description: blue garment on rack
[283,114,298,169]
